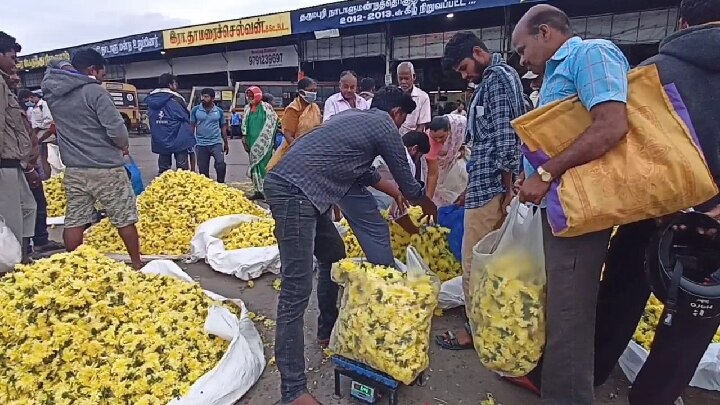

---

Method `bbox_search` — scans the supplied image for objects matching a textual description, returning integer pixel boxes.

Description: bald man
[509,5,630,404]
[322,70,369,122]
[397,61,431,135]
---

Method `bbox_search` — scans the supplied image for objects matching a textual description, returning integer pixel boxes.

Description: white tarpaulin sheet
[140,260,266,404]
[188,215,281,281]
[620,338,720,392]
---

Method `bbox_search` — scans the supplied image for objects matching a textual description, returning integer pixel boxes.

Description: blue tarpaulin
[438,204,464,262]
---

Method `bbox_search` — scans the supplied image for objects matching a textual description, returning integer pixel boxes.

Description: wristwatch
[537,166,553,183]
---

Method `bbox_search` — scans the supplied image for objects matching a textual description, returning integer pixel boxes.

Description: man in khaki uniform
[0,32,37,265]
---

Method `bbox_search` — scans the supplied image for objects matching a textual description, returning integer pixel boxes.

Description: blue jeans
[264,174,346,404]
[30,182,49,249]
[196,143,226,183]
[338,183,395,266]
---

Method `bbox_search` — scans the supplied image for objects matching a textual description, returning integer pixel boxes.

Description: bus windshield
[190,87,235,113]
[101,82,139,131]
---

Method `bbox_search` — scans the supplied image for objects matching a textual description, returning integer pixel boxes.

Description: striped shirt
[466,53,527,209]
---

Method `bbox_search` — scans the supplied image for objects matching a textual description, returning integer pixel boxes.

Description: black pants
[595,219,720,405]
[196,144,226,183]
[530,219,720,405]
[158,151,189,174]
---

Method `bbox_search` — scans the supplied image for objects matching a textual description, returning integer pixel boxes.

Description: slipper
[501,375,540,397]
[435,330,473,350]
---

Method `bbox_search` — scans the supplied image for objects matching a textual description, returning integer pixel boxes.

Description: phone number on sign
[248,53,283,66]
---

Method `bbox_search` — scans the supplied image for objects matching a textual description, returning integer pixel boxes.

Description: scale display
[350,380,376,403]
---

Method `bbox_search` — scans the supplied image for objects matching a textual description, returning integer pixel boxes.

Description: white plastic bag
[46,143,65,177]
[468,198,546,376]
[619,337,720,392]
[330,247,440,384]
[438,275,465,309]
[188,215,281,281]
[0,216,22,273]
[140,260,266,404]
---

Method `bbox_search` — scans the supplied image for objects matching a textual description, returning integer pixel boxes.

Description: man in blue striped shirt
[435,31,527,351]
[509,5,631,404]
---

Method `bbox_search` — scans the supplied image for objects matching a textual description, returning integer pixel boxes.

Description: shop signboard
[229,45,299,70]
[163,12,292,49]
[17,49,71,70]
[292,0,533,33]
[90,32,164,59]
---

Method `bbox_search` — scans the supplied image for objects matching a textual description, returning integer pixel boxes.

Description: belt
[0,159,21,168]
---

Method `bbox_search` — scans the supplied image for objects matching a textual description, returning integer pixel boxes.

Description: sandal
[317,338,330,349]
[435,329,473,350]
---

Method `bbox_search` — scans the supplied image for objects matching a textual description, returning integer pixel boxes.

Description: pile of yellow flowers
[85,170,267,255]
[330,259,440,384]
[222,219,276,250]
[633,295,720,350]
[469,250,546,376]
[0,246,231,405]
[44,173,66,218]
[342,207,462,282]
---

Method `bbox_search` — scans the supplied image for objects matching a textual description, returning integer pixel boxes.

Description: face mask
[25,101,35,108]
[300,91,317,103]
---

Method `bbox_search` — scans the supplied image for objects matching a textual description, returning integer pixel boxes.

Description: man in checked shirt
[265,85,437,405]
[435,31,528,351]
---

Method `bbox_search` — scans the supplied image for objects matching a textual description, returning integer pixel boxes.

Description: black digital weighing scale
[331,355,425,405]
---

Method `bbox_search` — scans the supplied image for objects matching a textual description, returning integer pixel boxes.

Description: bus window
[188,86,237,123]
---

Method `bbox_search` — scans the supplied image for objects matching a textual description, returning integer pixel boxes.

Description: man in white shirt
[19,90,56,180]
[397,61,432,135]
[522,70,541,108]
[322,70,370,122]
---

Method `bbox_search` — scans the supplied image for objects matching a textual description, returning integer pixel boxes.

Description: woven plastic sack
[329,247,440,384]
[513,65,718,237]
[468,198,546,376]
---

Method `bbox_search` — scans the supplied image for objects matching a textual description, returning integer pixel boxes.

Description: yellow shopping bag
[512,65,717,237]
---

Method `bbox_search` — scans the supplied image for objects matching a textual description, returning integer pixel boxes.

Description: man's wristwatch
[537,166,553,183]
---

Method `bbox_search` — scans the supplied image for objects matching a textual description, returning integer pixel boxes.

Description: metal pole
[223,48,231,87]
[384,24,392,85]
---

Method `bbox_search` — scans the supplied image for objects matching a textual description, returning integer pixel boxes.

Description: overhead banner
[17,49,71,70]
[90,32,164,59]
[227,45,298,70]
[163,12,292,49]
[292,0,532,33]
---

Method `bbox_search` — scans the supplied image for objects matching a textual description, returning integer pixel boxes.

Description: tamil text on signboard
[163,12,292,49]
[17,50,71,70]
[292,0,527,33]
[91,32,164,59]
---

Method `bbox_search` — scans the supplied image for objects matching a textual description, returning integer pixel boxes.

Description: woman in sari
[242,86,279,200]
[267,78,322,172]
[426,114,468,207]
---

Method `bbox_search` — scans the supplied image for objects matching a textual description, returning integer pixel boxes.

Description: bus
[188,86,236,122]
[101,82,140,131]
[232,81,340,119]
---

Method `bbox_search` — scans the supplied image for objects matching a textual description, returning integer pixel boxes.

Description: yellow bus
[101,82,140,131]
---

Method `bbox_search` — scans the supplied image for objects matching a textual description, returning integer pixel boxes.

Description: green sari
[243,102,279,193]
